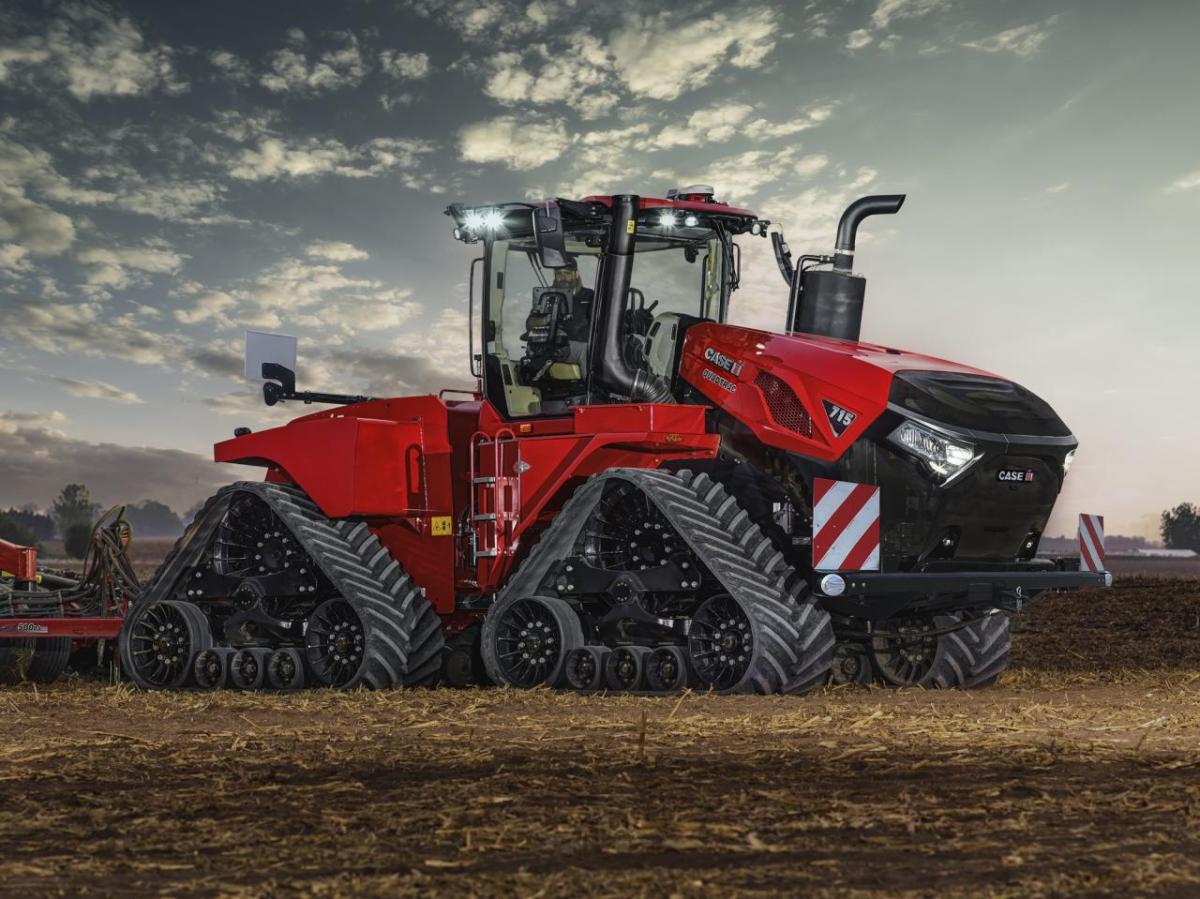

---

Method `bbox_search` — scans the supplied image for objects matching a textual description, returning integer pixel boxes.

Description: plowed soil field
[2,577,1199,897]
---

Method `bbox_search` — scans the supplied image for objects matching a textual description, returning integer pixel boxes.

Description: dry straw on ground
[1,578,1198,897]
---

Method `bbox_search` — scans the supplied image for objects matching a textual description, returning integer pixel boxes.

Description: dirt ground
[2,578,1199,897]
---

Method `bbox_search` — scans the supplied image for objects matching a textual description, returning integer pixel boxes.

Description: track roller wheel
[482,595,583,688]
[0,639,32,685]
[563,645,607,691]
[829,642,873,686]
[229,648,267,689]
[121,600,213,689]
[644,645,688,692]
[266,648,305,690]
[604,645,648,691]
[192,648,226,690]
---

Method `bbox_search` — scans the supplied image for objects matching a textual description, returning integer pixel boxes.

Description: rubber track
[123,481,443,689]
[492,468,834,694]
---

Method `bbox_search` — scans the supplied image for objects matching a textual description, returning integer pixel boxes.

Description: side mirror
[533,203,570,269]
[245,330,298,406]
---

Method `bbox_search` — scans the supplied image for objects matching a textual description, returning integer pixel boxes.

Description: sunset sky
[1,0,1197,536]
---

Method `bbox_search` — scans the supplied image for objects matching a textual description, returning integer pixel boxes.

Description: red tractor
[118,189,1108,693]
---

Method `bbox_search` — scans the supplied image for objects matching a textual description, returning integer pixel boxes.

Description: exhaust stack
[791,194,905,341]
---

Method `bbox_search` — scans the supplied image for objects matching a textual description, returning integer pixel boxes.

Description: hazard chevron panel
[812,478,881,572]
[1078,513,1106,572]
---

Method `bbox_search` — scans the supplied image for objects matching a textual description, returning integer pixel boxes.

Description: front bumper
[815,567,1111,619]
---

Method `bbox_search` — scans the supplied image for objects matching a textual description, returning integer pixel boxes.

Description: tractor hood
[679,322,1072,462]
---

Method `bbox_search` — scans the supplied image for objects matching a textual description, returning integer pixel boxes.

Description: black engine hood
[889,371,1073,440]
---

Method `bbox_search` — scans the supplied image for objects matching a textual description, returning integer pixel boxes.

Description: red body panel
[0,539,37,581]
[0,617,124,639]
[680,322,996,462]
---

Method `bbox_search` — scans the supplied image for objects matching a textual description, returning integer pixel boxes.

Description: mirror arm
[261,363,371,407]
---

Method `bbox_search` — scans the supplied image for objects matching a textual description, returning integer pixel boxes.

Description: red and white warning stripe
[813,478,881,572]
[1078,513,1106,572]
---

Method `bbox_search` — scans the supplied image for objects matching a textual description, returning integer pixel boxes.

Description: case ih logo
[997,469,1035,483]
[703,347,743,377]
[822,400,856,437]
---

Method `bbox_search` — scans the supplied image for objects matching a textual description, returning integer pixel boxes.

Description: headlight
[888,420,977,481]
[1062,449,1076,477]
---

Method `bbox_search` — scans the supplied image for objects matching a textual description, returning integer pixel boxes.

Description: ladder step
[473,477,497,484]
[473,513,498,521]
[476,550,498,558]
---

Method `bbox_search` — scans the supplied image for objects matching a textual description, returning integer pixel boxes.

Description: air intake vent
[755,371,813,437]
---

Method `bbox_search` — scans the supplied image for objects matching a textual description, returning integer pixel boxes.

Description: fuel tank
[679,323,1076,568]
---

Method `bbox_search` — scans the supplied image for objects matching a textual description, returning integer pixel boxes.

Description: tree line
[0,483,187,558]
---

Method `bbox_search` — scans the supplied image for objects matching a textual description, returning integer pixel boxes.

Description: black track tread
[485,467,833,695]
[928,612,1012,689]
[122,481,443,690]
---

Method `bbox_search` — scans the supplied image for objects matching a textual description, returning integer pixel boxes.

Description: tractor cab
[448,189,769,418]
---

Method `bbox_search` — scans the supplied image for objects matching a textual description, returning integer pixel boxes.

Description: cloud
[1046,181,1071,194]
[963,17,1058,57]
[650,103,754,150]
[483,33,616,119]
[845,29,875,51]
[259,30,366,94]
[379,50,430,79]
[1,131,231,226]
[0,413,242,514]
[175,291,236,325]
[403,0,561,42]
[662,148,833,203]
[1166,170,1200,194]
[76,245,184,290]
[53,377,144,404]
[226,134,435,184]
[209,49,252,83]
[610,6,780,101]
[459,114,569,170]
[870,0,954,30]
[0,2,186,100]
[647,100,836,152]
[3,299,178,366]
[0,188,75,256]
[305,240,369,261]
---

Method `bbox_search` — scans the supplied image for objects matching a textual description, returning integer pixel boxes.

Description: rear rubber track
[125,481,443,689]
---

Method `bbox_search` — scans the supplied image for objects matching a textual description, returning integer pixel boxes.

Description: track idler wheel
[481,595,584,688]
[192,648,226,689]
[305,599,367,688]
[687,593,759,693]
[229,648,267,690]
[604,646,648,691]
[644,645,688,692]
[266,648,305,690]
[563,645,607,691]
[122,600,213,689]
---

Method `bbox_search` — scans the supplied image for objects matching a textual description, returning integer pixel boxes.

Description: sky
[0,0,1197,536]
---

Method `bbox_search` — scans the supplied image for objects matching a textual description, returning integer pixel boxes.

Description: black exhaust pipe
[592,194,674,403]
[792,194,906,341]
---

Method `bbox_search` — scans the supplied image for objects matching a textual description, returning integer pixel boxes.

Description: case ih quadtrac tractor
[118,189,1108,694]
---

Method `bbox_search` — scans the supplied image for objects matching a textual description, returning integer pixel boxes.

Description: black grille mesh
[754,371,813,437]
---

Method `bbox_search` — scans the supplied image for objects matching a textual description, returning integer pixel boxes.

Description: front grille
[755,371,813,437]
